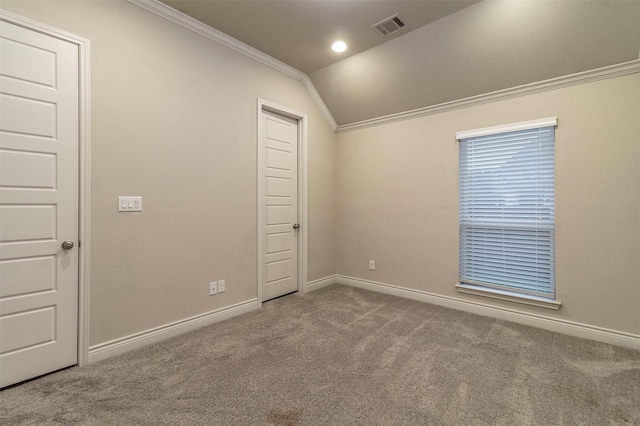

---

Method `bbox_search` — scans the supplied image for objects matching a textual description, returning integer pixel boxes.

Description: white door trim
[257,99,308,302]
[0,10,92,367]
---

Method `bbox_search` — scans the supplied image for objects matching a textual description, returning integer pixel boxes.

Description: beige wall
[1,1,337,346]
[337,74,640,335]
[2,0,637,351]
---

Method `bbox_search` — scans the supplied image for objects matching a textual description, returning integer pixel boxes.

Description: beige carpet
[1,284,639,425]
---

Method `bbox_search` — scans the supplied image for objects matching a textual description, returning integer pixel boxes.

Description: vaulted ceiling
[161,0,640,126]
[162,0,480,74]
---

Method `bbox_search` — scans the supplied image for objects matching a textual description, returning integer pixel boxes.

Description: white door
[260,110,298,301]
[0,21,79,388]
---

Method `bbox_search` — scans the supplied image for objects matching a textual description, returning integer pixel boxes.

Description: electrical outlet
[218,280,226,293]
[369,260,375,270]
[209,281,218,296]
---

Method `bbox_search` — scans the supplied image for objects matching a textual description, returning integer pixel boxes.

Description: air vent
[372,14,406,37]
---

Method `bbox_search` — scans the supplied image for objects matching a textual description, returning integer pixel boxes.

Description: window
[456,118,557,304]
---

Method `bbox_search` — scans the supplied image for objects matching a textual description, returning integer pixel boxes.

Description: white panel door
[0,21,79,388]
[260,110,298,301]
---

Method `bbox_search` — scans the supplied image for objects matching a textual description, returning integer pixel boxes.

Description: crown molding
[336,59,640,133]
[301,76,338,130]
[127,0,337,132]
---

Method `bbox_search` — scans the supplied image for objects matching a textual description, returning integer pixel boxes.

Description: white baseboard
[306,275,337,292]
[337,275,640,351]
[88,299,261,363]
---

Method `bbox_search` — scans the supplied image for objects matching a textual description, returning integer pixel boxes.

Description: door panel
[0,21,79,388]
[260,111,298,301]
[0,37,56,86]
[0,149,57,189]
[266,233,291,254]
[266,177,290,197]
[0,93,57,137]
[0,307,56,354]
[266,148,292,170]
[0,256,56,298]
[0,205,57,241]
[266,259,292,283]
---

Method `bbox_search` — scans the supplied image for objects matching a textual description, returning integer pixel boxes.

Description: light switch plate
[118,196,142,212]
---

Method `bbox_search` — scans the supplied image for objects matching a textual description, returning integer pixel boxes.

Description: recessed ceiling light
[332,41,347,53]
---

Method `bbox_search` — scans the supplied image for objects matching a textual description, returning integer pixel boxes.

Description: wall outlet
[369,260,375,270]
[218,279,226,293]
[209,281,218,296]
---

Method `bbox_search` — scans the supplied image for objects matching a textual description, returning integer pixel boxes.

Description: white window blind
[458,119,556,299]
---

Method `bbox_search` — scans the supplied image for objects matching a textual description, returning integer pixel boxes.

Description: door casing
[0,10,91,367]
[257,99,308,302]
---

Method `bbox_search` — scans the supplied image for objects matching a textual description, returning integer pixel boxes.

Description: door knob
[293,224,300,230]
[61,240,75,250]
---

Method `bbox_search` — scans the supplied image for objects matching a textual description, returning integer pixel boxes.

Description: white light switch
[118,196,142,212]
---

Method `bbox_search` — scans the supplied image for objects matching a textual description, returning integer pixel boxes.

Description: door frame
[0,11,92,367]
[257,99,308,302]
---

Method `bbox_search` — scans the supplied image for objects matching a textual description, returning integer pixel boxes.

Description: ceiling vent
[372,14,407,37]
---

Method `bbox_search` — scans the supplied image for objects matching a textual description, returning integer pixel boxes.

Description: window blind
[458,124,555,299]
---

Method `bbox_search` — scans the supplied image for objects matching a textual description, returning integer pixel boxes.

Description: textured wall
[337,74,640,335]
[1,0,337,346]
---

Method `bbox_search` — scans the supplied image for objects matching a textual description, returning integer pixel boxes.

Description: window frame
[455,117,561,310]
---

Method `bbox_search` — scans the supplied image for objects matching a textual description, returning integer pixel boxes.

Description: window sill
[456,283,562,310]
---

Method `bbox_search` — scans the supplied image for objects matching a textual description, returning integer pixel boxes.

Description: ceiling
[161,0,479,74]
[160,1,640,126]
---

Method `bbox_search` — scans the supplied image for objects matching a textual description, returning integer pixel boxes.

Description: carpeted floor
[1,284,639,425]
